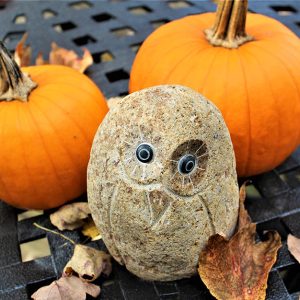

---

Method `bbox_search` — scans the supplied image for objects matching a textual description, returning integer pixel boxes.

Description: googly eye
[178,154,196,175]
[136,143,154,163]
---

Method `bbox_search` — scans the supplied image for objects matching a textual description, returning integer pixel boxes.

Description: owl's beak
[145,190,171,229]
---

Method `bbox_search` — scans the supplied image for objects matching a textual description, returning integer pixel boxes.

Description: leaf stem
[33,222,76,245]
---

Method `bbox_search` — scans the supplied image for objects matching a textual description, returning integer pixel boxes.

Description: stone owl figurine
[88,85,239,281]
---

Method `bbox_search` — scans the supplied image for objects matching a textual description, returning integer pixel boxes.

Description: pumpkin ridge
[29,94,84,183]
[30,66,106,115]
[250,43,300,144]
[162,47,210,85]
[199,48,222,93]
[242,47,281,172]
[139,42,209,89]
[26,104,66,203]
[251,42,300,96]
[0,105,14,203]
[182,15,211,34]
[142,17,205,45]
[65,82,107,119]
[33,88,93,146]
[222,49,230,122]
[129,40,165,90]
[179,46,218,88]
[34,80,105,121]
[34,73,104,110]
[133,21,211,88]
[17,103,40,207]
[236,51,252,176]
[204,48,230,124]
[246,14,300,40]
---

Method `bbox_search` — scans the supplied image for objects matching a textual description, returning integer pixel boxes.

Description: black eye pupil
[140,149,150,160]
[178,155,196,174]
[136,144,153,163]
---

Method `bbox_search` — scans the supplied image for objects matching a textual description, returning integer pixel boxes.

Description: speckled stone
[88,85,239,281]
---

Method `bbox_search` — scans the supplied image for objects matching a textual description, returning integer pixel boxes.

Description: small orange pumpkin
[0,42,108,209]
[130,0,300,177]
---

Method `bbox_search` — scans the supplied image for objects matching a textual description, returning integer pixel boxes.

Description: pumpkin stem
[0,41,37,102]
[205,0,253,48]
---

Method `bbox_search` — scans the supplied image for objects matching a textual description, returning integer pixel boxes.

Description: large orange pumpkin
[0,42,108,209]
[130,0,300,177]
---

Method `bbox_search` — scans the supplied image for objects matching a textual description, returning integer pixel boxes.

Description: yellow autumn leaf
[82,217,102,241]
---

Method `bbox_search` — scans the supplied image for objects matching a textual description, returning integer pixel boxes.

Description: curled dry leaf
[238,182,251,230]
[37,42,93,73]
[14,33,93,72]
[64,244,112,282]
[198,183,282,300]
[14,33,31,67]
[199,226,281,300]
[287,234,300,263]
[50,202,91,231]
[82,216,102,241]
[35,52,44,66]
[31,275,100,300]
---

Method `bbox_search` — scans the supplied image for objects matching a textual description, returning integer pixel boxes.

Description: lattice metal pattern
[0,0,300,299]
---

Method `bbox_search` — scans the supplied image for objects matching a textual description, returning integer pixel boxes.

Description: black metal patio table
[0,1,300,299]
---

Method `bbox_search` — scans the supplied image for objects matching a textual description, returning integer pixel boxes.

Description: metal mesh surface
[0,0,300,299]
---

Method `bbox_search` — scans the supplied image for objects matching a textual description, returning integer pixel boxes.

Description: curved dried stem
[33,222,76,245]
[0,41,36,101]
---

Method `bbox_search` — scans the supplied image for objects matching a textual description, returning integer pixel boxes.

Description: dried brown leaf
[82,217,102,241]
[35,52,46,66]
[198,185,282,300]
[31,275,100,300]
[14,33,32,67]
[238,182,251,230]
[14,34,93,72]
[199,227,281,300]
[50,202,91,231]
[49,42,93,72]
[64,244,112,282]
[287,234,300,263]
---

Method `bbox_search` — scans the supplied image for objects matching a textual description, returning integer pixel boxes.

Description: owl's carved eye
[178,154,197,175]
[136,143,154,163]
[167,139,208,196]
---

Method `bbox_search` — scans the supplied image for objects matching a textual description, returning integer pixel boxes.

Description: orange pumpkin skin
[130,13,300,177]
[0,65,108,209]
